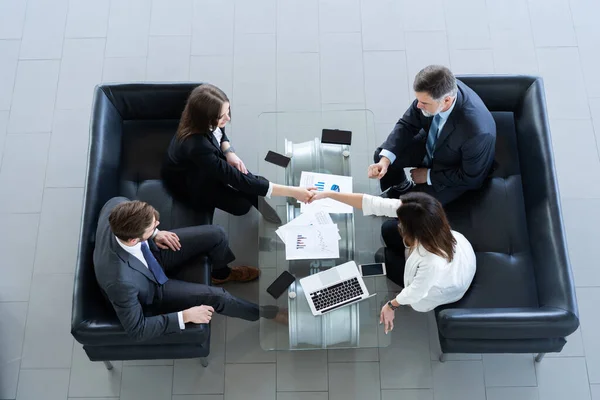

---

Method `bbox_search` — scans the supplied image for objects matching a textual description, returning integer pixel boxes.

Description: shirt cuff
[265,182,273,199]
[177,311,185,330]
[426,169,432,186]
[379,149,396,164]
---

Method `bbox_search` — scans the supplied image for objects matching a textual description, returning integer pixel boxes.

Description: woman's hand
[226,152,248,174]
[308,190,331,203]
[292,187,316,203]
[380,303,395,334]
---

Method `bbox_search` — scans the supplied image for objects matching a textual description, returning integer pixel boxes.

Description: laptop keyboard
[310,277,364,312]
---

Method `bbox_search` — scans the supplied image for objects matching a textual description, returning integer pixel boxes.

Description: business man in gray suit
[94,197,277,342]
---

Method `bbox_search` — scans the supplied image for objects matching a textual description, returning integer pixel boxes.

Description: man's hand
[154,230,181,251]
[368,157,391,180]
[292,187,316,203]
[380,303,395,334]
[226,152,248,174]
[410,168,428,184]
[308,189,330,203]
[182,305,215,324]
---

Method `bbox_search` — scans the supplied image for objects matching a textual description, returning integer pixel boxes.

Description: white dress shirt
[362,194,476,312]
[116,237,186,329]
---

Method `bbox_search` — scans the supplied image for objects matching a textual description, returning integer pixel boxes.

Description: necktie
[140,242,169,285]
[424,114,442,166]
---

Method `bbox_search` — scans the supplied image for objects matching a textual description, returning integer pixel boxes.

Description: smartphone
[322,129,352,145]
[266,271,296,299]
[359,263,386,277]
[265,150,291,168]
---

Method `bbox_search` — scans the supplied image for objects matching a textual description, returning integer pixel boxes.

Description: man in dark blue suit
[369,65,496,206]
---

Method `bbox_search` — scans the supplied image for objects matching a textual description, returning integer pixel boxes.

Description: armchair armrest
[436,307,579,340]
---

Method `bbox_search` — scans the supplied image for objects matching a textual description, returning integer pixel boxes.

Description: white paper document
[275,210,340,241]
[284,225,340,260]
[299,171,354,214]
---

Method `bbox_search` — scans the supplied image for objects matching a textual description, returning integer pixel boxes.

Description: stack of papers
[276,210,341,260]
[299,172,353,214]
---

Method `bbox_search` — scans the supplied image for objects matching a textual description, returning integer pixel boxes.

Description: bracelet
[387,300,398,311]
[223,146,235,155]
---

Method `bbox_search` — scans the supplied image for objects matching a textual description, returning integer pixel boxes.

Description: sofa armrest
[436,307,579,340]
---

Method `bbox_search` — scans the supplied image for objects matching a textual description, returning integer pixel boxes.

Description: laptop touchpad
[319,268,341,287]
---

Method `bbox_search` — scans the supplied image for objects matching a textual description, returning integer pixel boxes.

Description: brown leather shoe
[211,266,260,285]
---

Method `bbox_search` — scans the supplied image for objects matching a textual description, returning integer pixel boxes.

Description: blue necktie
[140,242,169,285]
[424,114,442,166]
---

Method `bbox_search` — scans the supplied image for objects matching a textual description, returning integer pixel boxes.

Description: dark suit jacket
[162,128,270,203]
[380,80,496,192]
[93,197,180,342]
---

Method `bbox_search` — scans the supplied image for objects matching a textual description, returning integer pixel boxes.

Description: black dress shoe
[380,180,415,199]
[257,197,282,224]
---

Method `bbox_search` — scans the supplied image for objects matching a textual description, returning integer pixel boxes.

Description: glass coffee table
[256,110,393,351]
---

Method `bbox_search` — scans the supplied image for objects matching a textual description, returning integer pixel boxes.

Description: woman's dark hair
[396,192,456,262]
[176,84,229,141]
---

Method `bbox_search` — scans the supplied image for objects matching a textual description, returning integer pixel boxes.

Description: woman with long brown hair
[162,84,314,224]
[308,190,476,334]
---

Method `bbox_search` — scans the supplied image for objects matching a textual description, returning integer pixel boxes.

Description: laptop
[299,261,375,316]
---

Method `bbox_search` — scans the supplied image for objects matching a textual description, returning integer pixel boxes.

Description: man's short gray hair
[413,65,458,101]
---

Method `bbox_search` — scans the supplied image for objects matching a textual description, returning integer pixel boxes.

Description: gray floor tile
[562,199,600,287]
[450,49,495,75]
[20,273,74,368]
[150,0,192,36]
[102,56,147,82]
[491,28,538,75]
[120,365,174,400]
[0,0,27,39]
[443,0,490,50]
[0,40,19,111]
[190,56,233,97]
[0,110,7,163]
[16,368,70,400]
[65,0,110,38]
[0,213,39,301]
[191,0,234,56]
[528,0,577,47]
[33,188,84,274]
[233,34,276,107]
[320,33,365,105]
[19,0,68,59]
[328,362,381,400]
[8,60,59,133]
[328,348,379,363]
[592,385,600,400]
[381,389,434,400]
[428,314,481,362]
[0,133,50,213]
[405,31,450,84]
[276,0,319,53]
[486,387,539,400]
[547,328,585,358]
[277,52,320,111]
[226,316,275,363]
[45,110,90,187]
[277,393,328,400]
[0,302,27,400]
[234,0,276,35]
[402,0,446,32]
[536,357,591,400]
[276,350,328,392]
[173,396,224,400]
[380,308,432,389]
[69,398,120,400]
[147,36,191,81]
[548,119,600,198]
[105,0,151,57]
[224,363,276,400]
[56,38,106,110]
[482,354,537,387]
[576,26,600,98]
[577,288,600,384]
[360,0,405,51]
[363,51,409,124]
[124,359,174,366]
[570,0,600,29]
[68,344,123,398]
[319,0,361,34]
[486,0,531,31]
[431,361,486,400]
[591,98,600,155]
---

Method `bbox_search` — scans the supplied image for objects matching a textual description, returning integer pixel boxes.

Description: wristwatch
[387,300,398,311]
[223,146,235,155]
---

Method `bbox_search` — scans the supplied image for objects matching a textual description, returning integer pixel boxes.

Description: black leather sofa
[435,76,579,361]
[71,83,215,368]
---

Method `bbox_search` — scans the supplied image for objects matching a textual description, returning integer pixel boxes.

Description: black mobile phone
[264,150,291,168]
[266,271,296,299]
[322,129,352,145]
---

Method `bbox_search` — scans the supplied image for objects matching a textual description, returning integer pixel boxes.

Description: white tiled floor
[0,0,599,399]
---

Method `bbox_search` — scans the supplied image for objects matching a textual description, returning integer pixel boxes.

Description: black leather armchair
[435,76,579,361]
[71,83,215,368]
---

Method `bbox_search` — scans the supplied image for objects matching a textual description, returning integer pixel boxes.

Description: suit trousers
[380,219,407,287]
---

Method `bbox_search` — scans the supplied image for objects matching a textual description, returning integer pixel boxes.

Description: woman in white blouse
[309,191,476,334]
